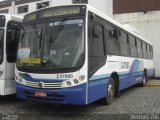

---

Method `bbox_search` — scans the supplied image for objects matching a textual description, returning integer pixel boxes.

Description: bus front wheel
[101,77,115,105]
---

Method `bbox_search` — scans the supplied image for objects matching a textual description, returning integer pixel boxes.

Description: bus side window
[150,46,153,59]
[129,35,137,57]
[142,42,147,59]
[119,30,129,56]
[136,39,143,58]
[105,24,119,55]
[0,30,4,64]
[92,24,105,56]
[147,44,151,59]
[6,21,21,63]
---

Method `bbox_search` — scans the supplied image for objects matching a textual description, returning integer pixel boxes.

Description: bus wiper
[39,27,43,49]
[31,23,43,49]
[20,24,42,48]
[20,26,25,42]
[48,18,68,49]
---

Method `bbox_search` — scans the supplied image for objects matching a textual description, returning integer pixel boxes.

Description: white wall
[51,0,72,6]
[88,0,113,17]
[114,11,160,77]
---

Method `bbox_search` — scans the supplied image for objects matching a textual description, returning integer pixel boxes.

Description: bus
[15,5,154,105]
[0,14,22,95]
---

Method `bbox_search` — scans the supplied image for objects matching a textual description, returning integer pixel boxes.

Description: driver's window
[0,30,4,64]
[6,21,21,63]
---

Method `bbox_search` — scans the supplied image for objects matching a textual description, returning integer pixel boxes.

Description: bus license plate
[35,91,46,97]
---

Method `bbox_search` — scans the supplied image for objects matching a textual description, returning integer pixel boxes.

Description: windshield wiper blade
[49,18,68,49]
[20,26,25,42]
[31,23,43,49]
[39,27,43,49]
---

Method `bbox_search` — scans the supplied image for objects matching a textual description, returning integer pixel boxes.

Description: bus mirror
[90,13,95,22]
[93,25,102,38]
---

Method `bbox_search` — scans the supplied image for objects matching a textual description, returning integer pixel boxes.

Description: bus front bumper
[16,83,87,105]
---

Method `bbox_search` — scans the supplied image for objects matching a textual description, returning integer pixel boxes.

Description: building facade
[0,0,113,17]
[113,0,160,77]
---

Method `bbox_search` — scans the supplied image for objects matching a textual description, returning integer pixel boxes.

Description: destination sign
[40,8,80,18]
[39,6,86,19]
[23,5,86,23]
[23,12,36,22]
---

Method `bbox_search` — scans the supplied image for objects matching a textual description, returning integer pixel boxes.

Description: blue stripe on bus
[88,78,109,104]
[87,68,154,103]
[16,82,87,105]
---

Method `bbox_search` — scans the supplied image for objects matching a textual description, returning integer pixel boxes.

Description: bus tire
[139,71,147,87]
[101,77,115,105]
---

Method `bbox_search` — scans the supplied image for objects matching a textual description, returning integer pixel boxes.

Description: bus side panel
[88,75,109,104]
[5,63,16,95]
[128,59,144,86]
[119,74,129,90]
[144,59,155,79]
[119,59,144,90]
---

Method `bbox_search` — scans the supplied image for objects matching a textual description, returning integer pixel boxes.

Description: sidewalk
[145,79,160,86]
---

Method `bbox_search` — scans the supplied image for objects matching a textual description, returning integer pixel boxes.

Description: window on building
[0,9,8,13]
[17,5,28,14]
[37,1,49,10]
[72,0,88,4]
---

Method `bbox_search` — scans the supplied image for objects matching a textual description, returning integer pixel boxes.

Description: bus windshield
[17,19,85,70]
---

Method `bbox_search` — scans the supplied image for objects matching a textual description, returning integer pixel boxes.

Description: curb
[145,84,160,86]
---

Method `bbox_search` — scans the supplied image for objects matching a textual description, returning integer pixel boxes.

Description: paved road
[0,85,160,120]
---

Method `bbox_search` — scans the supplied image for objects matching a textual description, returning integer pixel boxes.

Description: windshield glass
[0,29,4,64]
[17,19,85,70]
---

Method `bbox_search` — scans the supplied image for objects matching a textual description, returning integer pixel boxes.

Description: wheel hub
[108,84,114,96]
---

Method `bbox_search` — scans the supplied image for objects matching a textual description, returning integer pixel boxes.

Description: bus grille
[17,79,63,89]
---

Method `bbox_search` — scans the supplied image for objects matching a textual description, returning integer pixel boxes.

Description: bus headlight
[66,81,72,86]
[73,79,79,84]
[79,75,85,81]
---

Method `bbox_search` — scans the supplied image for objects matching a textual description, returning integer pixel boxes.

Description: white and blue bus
[15,5,154,105]
[0,14,22,95]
